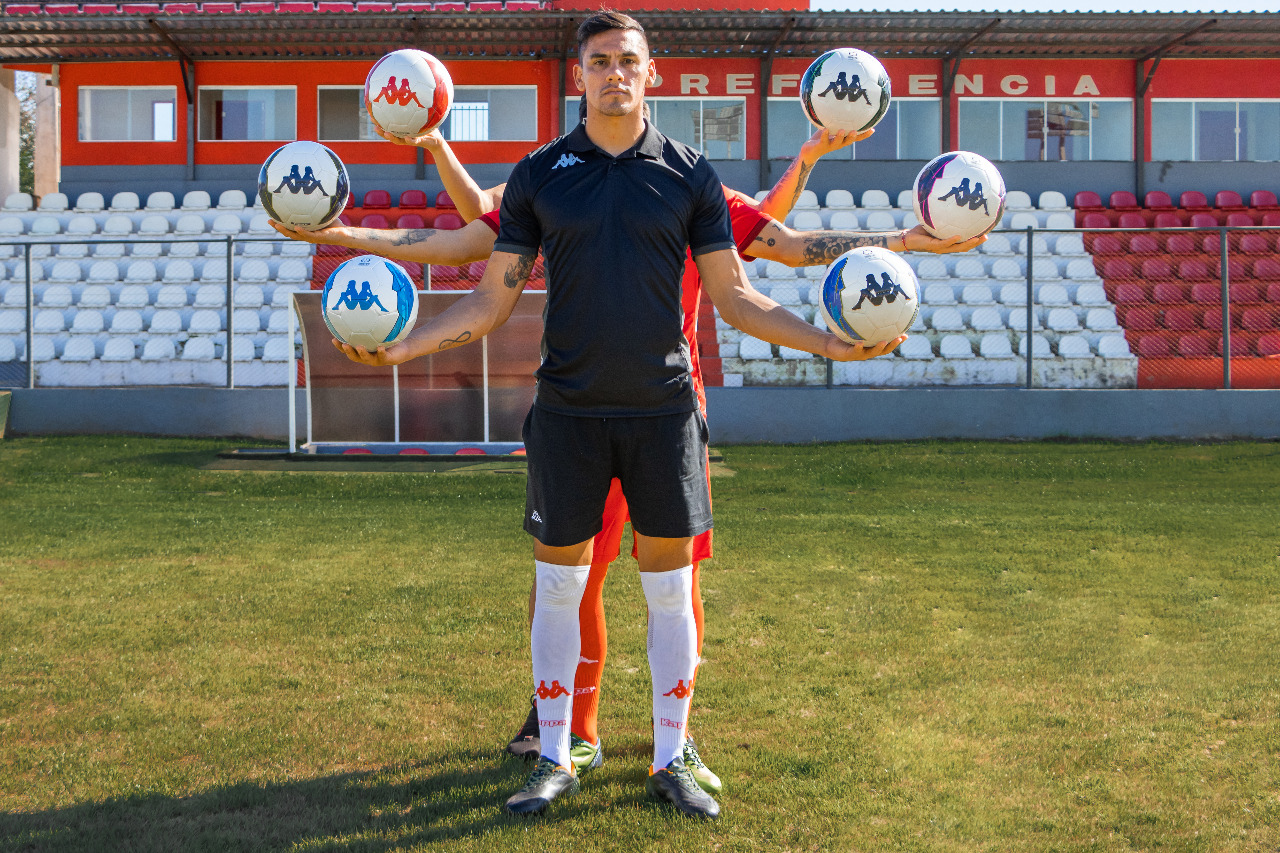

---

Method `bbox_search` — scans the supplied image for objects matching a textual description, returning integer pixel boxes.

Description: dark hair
[576,10,647,59]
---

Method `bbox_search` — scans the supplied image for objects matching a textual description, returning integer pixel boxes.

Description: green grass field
[1,436,1278,852]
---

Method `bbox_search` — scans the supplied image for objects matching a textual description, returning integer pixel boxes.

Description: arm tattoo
[788,160,814,209]
[503,251,536,290]
[437,331,472,351]
[800,233,889,266]
[389,228,438,247]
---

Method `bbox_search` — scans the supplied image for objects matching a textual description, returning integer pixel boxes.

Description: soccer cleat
[682,735,722,795]
[505,756,579,816]
[570,734,604,775]
[646,757,721,819]
[505,694,540,762]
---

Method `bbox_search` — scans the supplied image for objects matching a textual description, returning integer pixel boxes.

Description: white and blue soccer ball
[913,151,1007,242]
[322,255,419,351]
[818,247,919,344]
[257,141,349,231]
[800,48,892,133]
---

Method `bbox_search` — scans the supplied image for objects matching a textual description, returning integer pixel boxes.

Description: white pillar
[0,70,19,201]
[34,69,60,200]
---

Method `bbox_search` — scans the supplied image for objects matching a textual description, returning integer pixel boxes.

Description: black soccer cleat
[505,756,580,816]
[506,694,540,761]
[646,757,721,819]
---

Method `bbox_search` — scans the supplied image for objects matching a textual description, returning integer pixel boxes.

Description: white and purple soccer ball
[913,151,1007,241]
[322,255,419,351]
[257,141,349,231]
[364,49,454,138]
[799,48,892,133]
[819,247,920,344]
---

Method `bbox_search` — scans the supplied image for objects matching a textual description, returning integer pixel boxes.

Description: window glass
[958,100,1001,160]
[1151,101,1193,161]
[317,87,379,141]
[1195,102,1238,161]
[643,98,745,159]
[78,87,177,142]
[856,102,898,159]
[1239,101,1280,161]
[440,87,537,142]
[1091,101,1132,160]
[198,88,295,141]
[767,98,845,159]
[898,100,942,160]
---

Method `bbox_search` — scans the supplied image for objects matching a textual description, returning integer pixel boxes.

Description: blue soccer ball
[322,255,419,351]
[913,151,1007,241]
[818,247,919,344]
[258,141,349,231]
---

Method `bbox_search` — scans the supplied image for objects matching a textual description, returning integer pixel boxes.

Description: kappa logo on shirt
[531,510,543,523]
[551,153,586,170]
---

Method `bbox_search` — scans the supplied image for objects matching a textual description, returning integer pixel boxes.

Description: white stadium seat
[101,214,134,238]
[1065,258,1100,281]
[1044,212,1075,230]
[1086,308,1121,332]
[1054,234,1087,256]
[916,257,949,281]
[970,306,1005,332]
[188,309,224,335]
[1038,191,1069,210]
[0,217,23,238]
[1058,334,1094,358]
[79,285,112,309]
[218,190,248,210]
[953,257,986,279]
[1045,307,1081,332]
[109,192,140,213]
[154,285,189,309]
[792,210,824,231]
[69,310,105,335]
[29,216,61,238]
[48,261,82,285]
[923,282,957,306]
[930,306,965,332]
[1007,212,1039,231]
[210,213,244,237]
[1097,334,1133,358]
[2,193,33,212]
[990,259,1023,281]
[940,334,975,359]
[895,189,914,210]
[1039,283,1070,307]
[174,213,206,237]
[182,190,212,211]
[739,337,772,359]
[102,338,137,361]
[1005,190,1033,211]
[262,338,293,361]
[1018,333,1053,357]
[778,345,812,360]
[828,210,859,231]
[39,284,73,307]
[74,192,105,214]
[899,336,934,359]
[34,309,67,333]
[141,338,177,361]
[124,261,158,285]
[961,283,995,305]
[794,190,819,209]
[193,284,227,308]
[116,286,149,310]
[162,259,197,285]
[0,338,16,362]
[61,337,97,362]
[148,310,184,336]
[65,215,98,238]
[864,211,896,231]
[1075,284,1109,307]
[182,337,218,361]
[861,189,891,209]
[825,189,854,209]
[275,259,309,286]
[979,233,1015,255]
[38,192,69,213]
[109,310,145,335]
[145,191,176,212]
[979,333,1014,358]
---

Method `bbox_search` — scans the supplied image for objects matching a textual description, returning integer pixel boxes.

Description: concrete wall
[7,387,1278,442]
[0,71,19,202]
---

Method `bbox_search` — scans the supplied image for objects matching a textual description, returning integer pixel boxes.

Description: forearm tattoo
[800,233,890,266]
[386,228,437,247]
[504,251,536,290]
[759,157,814,214]
[437,331,472,351]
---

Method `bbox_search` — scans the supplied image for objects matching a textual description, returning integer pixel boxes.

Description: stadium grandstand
[1,2,1279,441]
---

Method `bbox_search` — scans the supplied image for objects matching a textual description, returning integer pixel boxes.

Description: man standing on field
[337,10,904,819]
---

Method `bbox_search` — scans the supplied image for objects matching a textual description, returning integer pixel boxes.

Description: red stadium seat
[1115,283,1147,304]
[1263,212,1280,227]
[1178,334,1213,357]
[1180,190,1210,211]
[399,189,428,209]
[1138,336,1173,357]
[398,260,423,280]
[338,212,356,226]
[433,212,464,230]
[343,447,373,454]
[1258,332,1280,356]
[1179,259,1213,282]
[1254,258,1280,281]
[1190,213,1218,229]
[1268,283,1280,302]
[1202,308,1228,331]
[1202,233,1222,255]
[399,447,430,455]
[1074,190,1104,211]
[1092,234,1124,255]
[359,213,390,229]
[1142,258,1175,281]
[1081,212,1111,229]
[1144,190,1174,211]
[1125,306,1160,330]
[1165,233,1198,255]
[1192,282,1221,305]
[1215,190,1246,211]
[1153,212,1182,229]
[1225,212,1256,227]
[1239,233,1271,255]
[1117,212,1147,229]
[1249,190,1279,211]
[1103,258,1137,279]
[317,243,350,256]
[1128,233,1160,254]
[1110,190,1140,211]
[456,447,487,455]
[1231,283,1263,304]
[511,447,528,456]
[428,264,464,284]
[1163,305,1198,330]
[468,259,488,280]
[1153,282,1188,304]
[435,191,456,209]
[362,189,391,209]
[394,213,426,229]
[1241,307,1276,331]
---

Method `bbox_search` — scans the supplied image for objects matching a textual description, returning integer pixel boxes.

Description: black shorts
[522,406,712,547]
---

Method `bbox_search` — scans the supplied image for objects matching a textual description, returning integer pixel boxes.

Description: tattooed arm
[749,220,984,267]
[270,218,497,266]
[756,127,869,221]
[334,249,533,367]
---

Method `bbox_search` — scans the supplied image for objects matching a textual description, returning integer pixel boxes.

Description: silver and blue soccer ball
[913,151,1007,242]
[799,48,892,134]
[257,141,349,231]
[819,247,920,345]
[322,255,419,351]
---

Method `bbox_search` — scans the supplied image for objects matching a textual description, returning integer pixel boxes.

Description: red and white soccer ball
[799,47,892,133]
[364,49,454,138]
[819,247,920,344]
[913,151,1007,241]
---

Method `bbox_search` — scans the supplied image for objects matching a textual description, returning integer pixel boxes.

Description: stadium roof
[3,7,1280,64]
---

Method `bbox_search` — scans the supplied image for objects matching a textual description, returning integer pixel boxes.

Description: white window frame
[765,96,941,160]
[1152,98,1280,162]
[197,85,297,142]
[77,86,177,142]
[960,97,1132,161]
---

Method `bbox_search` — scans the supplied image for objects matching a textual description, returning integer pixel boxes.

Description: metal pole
[1219,226,1231,390]
[482,335,490,442]
[288,292,297,452]
[225,235,235,388]
[24,243,33,390]
[393,364,401,443]
[1025,225,1034,389]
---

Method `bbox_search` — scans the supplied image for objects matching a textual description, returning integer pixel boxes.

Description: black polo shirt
[494,121,734,417]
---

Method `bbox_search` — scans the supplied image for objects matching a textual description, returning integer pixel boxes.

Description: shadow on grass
[0,748,589,852]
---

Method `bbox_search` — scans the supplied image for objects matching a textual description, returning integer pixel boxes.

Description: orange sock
[571,559,609,745]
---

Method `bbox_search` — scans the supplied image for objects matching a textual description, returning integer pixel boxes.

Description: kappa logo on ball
[273,164,329,196]
[372,76,425,108]
[536,680,570,700]
[937,178,990,215]
[853,272,911,311]
[333,280,389,313]
[817,72,872,105]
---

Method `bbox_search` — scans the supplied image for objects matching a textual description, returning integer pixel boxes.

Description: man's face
[573,28,656,119]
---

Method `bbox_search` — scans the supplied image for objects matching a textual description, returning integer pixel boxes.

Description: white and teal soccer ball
[364,49,454,137]
[819,247,919,344]
[913,151,1007,241]
[257,141,349,231]
[800,48,891,133]
[322,255,419,351]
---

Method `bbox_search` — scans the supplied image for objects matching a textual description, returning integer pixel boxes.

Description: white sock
[531,560,590,769]
[641,565,698,771]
